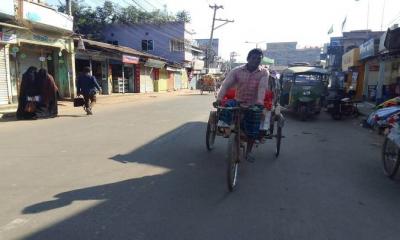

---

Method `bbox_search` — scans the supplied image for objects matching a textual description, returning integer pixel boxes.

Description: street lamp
[244,41,267,49]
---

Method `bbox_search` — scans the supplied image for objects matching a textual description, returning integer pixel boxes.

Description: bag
[24,101,36,113]
[73,97,85,107]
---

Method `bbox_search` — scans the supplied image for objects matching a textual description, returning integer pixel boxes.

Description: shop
[342,48,363,99]
[376,27,400,102]
[189,59,205,90]
[141,59,166,93]
[0,27,16,105]
[359,38,380,101]
[75,39,142,94]
[166,65,180,91]
[7,31,74,101]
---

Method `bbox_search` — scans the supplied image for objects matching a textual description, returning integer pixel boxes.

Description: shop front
[141,59,165,93]
[7,31,74,101]
[359,38,380,101]
[0,28,16,105]
[342,48,363,99]
[190,59,205,90]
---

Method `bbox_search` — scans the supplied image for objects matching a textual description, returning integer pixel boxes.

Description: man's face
[247,54,262,69]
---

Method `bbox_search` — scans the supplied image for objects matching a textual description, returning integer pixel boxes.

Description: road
[0,93,399,240]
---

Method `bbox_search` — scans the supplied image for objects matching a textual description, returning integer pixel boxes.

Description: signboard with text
[23,1,73,32]
[122,55,139,64]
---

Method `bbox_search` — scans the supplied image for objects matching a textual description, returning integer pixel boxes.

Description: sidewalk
[0,89,197,119]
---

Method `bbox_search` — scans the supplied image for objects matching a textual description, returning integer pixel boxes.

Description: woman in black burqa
[16,66,40,120]
[36,68,59,118]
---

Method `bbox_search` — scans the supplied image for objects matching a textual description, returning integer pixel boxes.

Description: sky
[47,0,400,62]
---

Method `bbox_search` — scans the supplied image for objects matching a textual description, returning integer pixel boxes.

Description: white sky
[48,0,400,62]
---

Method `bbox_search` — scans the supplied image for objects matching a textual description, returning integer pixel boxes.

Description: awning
[261,57,275,65]
[145,59,165,68]
[0,22,28,30]
[166,66,181,72]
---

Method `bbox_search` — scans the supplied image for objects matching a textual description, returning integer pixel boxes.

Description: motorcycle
[326,90,359,120]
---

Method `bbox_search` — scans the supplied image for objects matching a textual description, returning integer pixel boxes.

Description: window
[142,40,154,51]
[170,40,185,52]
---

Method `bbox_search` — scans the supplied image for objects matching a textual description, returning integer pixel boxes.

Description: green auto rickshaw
[279,66,329,121]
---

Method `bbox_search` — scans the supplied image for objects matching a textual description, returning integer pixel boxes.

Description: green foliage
[58,0,191,39]
[175,10,191,23]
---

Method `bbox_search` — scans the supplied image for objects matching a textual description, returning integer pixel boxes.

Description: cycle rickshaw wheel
[206,111,217,151]
[275,126,282,157]
[382,137,400,178]
[227,133,240,192]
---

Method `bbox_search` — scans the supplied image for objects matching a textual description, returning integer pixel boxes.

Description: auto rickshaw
[280,66,329,120]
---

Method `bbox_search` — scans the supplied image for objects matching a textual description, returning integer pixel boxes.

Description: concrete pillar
[67,39,76,98]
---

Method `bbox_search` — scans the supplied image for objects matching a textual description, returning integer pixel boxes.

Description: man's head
[246,48,263,71]
[83,66,91,75]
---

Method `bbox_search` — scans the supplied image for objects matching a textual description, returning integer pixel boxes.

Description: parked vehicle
[365,106,400,133]
[382,113,400,178]
[280,66,329,121]
[326,89,359,120]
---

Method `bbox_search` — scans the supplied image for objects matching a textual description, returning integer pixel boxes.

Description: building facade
[263,42,321,67]
[0,0,75,105]
[102,22,204,90]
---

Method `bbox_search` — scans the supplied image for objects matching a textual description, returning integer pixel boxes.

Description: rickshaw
[199,74,217,95]
[280,66,329,121]
[205,100,285,192]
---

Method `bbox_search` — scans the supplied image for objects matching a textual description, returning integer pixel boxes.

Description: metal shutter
[0,45,9,105]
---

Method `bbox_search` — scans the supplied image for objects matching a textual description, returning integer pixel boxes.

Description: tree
[175,10,191,23]
[57,0,190,39]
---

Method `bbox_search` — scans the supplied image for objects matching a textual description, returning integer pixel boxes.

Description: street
[0,93,399,240]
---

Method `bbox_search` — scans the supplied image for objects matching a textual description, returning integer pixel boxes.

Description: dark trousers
[83,93,96,109]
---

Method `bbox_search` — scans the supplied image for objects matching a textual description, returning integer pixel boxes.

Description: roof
[282,66,329,75]
[75,38,166,61]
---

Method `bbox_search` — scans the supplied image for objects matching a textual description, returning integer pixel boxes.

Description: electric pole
[206,4,234,73]
[66,0,72,15]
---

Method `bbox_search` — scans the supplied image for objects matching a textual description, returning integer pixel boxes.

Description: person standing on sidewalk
[76,67,102,115]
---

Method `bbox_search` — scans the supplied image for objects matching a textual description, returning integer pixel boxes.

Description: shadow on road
[20,121,234,240]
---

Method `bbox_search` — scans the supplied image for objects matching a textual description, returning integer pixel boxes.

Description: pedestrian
[36,68,59,118]
[76,66,102,115]
[16,66,40,120]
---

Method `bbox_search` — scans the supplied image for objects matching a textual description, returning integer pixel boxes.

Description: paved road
[0,93,399,240]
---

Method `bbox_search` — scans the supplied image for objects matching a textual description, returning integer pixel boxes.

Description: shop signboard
[18,32,68,50]
[144,59,165,69]
[0,0,15,17]
[193,60,204,70]
[23,1,73,32]
[122,55,139,64]
[0,32,17,44]
[360,39,377,60]
[342,48,360,71]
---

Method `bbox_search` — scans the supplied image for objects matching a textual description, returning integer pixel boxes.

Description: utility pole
[206,4,234,73]
[229,51,238,71]
[66,0,72,15]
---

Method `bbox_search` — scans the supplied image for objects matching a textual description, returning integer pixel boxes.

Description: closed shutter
[0,45,9,105]
[174,72,182,90]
